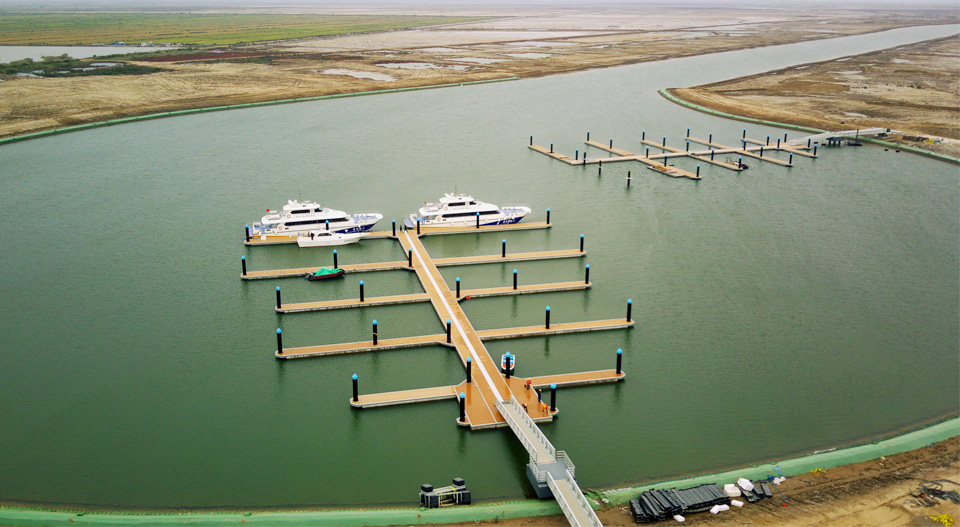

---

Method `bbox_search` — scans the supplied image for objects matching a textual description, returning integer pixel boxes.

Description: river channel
[0,24,957,508]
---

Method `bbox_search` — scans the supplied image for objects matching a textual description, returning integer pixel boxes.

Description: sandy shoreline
[1,7,957,140]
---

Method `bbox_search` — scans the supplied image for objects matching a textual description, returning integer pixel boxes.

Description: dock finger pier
[242,216,633,527]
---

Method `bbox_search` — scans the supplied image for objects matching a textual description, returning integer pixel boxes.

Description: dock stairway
[496,397,602,527]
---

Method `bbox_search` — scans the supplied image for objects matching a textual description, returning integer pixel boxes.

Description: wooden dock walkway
[242,248,585,280]
[276,281,591,313]
[276,318,630,359]
[244,222,552,246]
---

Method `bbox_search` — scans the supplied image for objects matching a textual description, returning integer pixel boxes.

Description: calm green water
[0,25,957,508]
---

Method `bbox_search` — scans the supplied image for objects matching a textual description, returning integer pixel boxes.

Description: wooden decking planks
[350,384,458,408]
[276,333,448,359]
[276,281,591,313]
[242,260,408,280]
[528,369,625,388]
[476,319,634,340]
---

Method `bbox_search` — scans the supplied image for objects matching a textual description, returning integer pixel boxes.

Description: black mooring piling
[777,138,781,148]
[587,131,590,141]
[550,142,553,153]
[530,135,533,146]
[244,224,250,242]
[686,140,689,152]
[739,156,743,169]
[575,149,579,160]
[417,219,421,235]
[545,306,551,329]
[456,277,461,298]
[466,357,472,382]
[475,212,480,229]
[814,144,818,156]
[325,220,330,231]
[359,280,364,302]
[352,374,359,402]
[662,136,666,147]
[408,248,413,267]
[447,319,452,344]
[807,138,812,149]
[372,319,378,345]
[502,239,506,257]
[645,147,649,158]
[333,249,338,268]
[642,130,646,141]
[743,129,747,139]
[392,219,396,237]
[585,264,590,284]
[784,132,788,141]
[686,127,690,137]
[550,383,557,412]
[241,255,247,276]
[598,160,602,176]
[627,171,631,187]
[546,208,551,224]
[459,392,466,422]
[616,348,623,374]
[580,234,585,252]
[504,352,512,379]
[696,164,700,177]
[276,328,283,355]
[276,286,281,309]
[609,138,613,148]
[710,149,715,161]
[766,135,770,146]
[627,298,633,322]
[789,153,793,165]
[760,146,764,158]
[513,269,518,290]
[709,133,713,143]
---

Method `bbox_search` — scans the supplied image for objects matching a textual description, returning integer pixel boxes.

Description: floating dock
[244,221,552,246]
[529,128,822,181]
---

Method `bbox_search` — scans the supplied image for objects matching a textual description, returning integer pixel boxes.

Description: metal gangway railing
[499,397,601,527]
[788,127,896,146]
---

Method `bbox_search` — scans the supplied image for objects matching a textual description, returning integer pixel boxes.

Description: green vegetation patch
[0,14,490,46]
[0,54,162,77]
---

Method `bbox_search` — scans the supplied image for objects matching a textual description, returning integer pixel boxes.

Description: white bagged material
[673,514,685,522]
[731,499,744,507]
[718,504,730,512]
[710,505,722,514]
[723,483,742,497]
[737,477,755,492]
[773,476,786,485]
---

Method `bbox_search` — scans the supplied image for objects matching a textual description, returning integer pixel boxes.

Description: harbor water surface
[0,24,957,508]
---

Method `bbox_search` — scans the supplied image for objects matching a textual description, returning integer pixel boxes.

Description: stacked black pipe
[629,483,730,523]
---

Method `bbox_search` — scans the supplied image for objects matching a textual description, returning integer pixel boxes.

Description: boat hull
[296,233,365,248]
[306,270,345,281]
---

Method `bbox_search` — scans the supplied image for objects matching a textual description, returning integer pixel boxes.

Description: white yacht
[250,200,382,237]
[404,192,530,229]
[297,230,366,248]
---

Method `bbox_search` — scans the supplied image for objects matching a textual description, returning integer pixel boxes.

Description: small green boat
[306,267,345,281]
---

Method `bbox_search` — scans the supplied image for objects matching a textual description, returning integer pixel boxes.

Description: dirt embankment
[430,437,959,527]
[0,8,957,140]
[670,35,960,159]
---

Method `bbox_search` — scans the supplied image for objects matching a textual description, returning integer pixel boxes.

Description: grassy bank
[0,13,489,45]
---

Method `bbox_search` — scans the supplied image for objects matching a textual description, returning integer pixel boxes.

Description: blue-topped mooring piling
[476,212,480,229]
[504,352,512,379]
[241,255,247,276]
[529,135,533,146]
[760,146,764,158]
[777,138,781,148]
[513,269,518,290]
[708,133,713,143]
[627,170,632,188]
[417,219,421,235]
[456,277,461,298]
[616,348,623,374]
[686,127,690,137]
[609,138,613,148]
[502,239,506,257]
[784,132,788,141]
[352,373,359,402]
[766,135,770,145]
[584,151,587,162]
[743,128,747,139]
[275,286,281,309]
[575,149,579,160]
[580,233,585,252]
[447,319,452,344]
[359,280,365,302]
[545,306,551,329]
[738,156,743,169]
[696,164,701,177]
[686,140,690,152]
[333,249,338,268]
[789,153,794,165]
[598,160,602,176]
[627,298,633,322]
[276,328,283,356]
[408,248,413,267]
[585,264,590,284]
[662,136,666,147]
[392,219,396,237]
[807,138,812,149]
[586,131,590,141]
[550,142,553,153]
[325,219,330,231]
[372,319,378,345]
[546,208,551,225]
[550,383,557,412]
[466,357,472,382]
[710,149,715,160]
[459,392,466,422]
[645,147,649,158]
[814,143,818,156]
[642,130,646,141]
[244,224,250,242]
